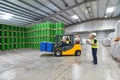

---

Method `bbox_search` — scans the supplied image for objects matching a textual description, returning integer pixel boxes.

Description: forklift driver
[60,36,71,47]
[59,36,67,47]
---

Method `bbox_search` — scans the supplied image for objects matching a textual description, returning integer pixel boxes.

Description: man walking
[87,33,98,65]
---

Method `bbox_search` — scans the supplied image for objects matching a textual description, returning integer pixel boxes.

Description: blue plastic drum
[40,42,47,51]
[46,42,54,52]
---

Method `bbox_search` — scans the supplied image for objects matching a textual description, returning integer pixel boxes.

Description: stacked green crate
[0,26,1,50]
[24,28,27,48]
[23,21,64,50]
[10,26,14,50]
[0,25,3,50]
[0,24,3,50]
[0,24,25,51]
[54,22,64,42]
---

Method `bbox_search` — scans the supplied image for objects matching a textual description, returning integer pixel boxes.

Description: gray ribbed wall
[65,19,118,33]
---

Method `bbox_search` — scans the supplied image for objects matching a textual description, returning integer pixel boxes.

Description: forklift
[54,34,82,57]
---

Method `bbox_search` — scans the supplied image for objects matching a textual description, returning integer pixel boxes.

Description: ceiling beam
[0,22,21,26]
[0,18,33,24]
[0,12,35,22]
[104,0,109,18]
[0,21,28,26]
[90,1,95,18]
[85,3,91,19]
[64,11,76,23]
[0,5,38,19]
[111,0,120,17]
[74,0,78,4]
[97,0,99,18]
[59,14,74,23]
[61,0,81,22]
[62,0,81,22]
[78,6,87,20]
[28,0,98,26]
[18,0,50,15]
[34,0,56,13]
[49,0,76,23]
[0,19,31,24]
[48,19,58,22]
[0,6,37,20]
[51,18,68,25]
[11,16,35,22]
[54,16,70,24]
[3,0,45,18]
[48,0,62,10]
[71,9,82,22]
[48,0,73,24]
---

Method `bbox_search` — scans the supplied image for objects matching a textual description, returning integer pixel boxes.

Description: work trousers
[92,48,97,64]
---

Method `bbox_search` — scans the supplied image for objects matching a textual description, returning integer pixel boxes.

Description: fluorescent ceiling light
[118,20,120,22]
[105,16,107,18]
[71,15,79,20]
[106,7,115,13]
[85,9,88,13]
[1,13,13,20]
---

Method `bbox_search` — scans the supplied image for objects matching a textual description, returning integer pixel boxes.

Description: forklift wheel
[54,50,62,57]
[75,50,81,56]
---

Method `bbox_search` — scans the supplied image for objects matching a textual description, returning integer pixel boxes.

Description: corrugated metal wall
[65,19,117,33]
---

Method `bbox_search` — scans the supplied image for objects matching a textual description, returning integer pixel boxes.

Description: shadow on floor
[40,54,54,57]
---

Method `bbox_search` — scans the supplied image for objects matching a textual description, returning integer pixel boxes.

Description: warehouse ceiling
[0,0,120,27]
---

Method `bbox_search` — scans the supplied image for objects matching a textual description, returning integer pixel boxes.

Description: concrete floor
[0,44,120,80]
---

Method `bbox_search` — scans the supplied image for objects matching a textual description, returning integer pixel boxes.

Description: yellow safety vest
[91,39,98,48]
[66,39,70,44]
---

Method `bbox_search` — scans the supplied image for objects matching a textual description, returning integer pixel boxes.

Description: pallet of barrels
[40,42,54,52]
[0,24,25,51]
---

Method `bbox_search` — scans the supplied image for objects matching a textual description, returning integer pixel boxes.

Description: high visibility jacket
[91,39,98,48]
[66,39,70,44]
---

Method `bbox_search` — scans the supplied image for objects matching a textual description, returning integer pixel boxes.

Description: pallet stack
[0,21,64,51]
[25,21,64,50]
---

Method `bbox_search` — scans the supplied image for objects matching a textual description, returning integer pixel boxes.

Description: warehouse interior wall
[77,30,114,41]
[65,19,118,33]
[65,19,117,40]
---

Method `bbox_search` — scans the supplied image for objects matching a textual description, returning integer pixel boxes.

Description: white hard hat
[91,33,96,36]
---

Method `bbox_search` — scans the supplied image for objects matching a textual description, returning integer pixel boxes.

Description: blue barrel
[40,42,47,51]
[46,42,54,52]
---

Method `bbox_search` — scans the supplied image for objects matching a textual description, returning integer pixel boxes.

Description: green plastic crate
[2,44,5,50]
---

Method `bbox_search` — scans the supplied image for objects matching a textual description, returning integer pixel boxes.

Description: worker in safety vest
[60,36,71,48]
[87,33,98,65]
